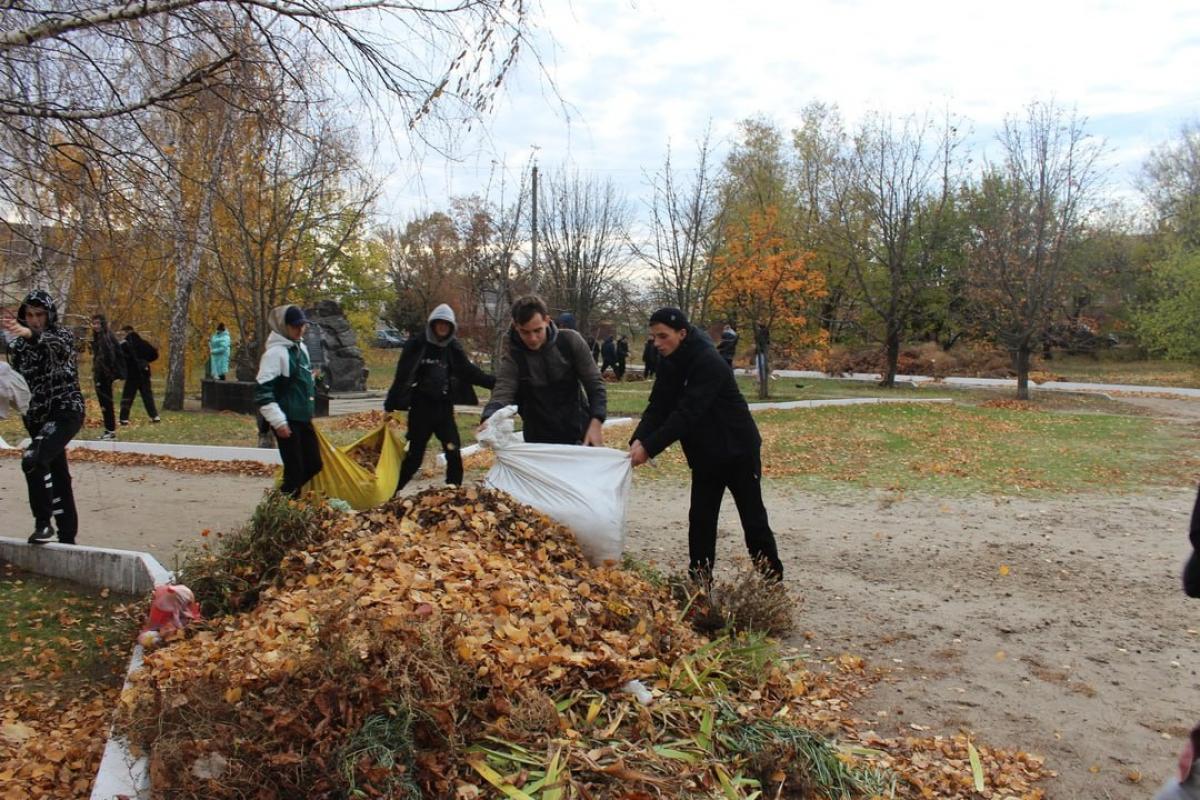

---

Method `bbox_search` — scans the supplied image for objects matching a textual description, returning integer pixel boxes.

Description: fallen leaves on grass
[0,562,142,800]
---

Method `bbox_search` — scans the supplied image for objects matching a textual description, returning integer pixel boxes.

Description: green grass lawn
[3,363,1197,496]
[1042,352,1200,388]
[0,561,140,689]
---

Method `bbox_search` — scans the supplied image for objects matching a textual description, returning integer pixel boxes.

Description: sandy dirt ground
[2,432,1198,798]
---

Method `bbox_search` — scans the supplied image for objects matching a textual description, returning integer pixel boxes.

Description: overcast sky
[376,0,1200,224]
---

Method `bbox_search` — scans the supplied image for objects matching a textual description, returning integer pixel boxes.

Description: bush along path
[113,488,1049,799]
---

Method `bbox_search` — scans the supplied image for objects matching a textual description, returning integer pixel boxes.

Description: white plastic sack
[478,406,631,565]
[0,362,30,420]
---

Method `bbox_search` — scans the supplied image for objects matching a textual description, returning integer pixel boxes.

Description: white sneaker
[100,430,116,441]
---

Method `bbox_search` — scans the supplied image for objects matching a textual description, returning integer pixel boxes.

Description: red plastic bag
[138,584,201,648]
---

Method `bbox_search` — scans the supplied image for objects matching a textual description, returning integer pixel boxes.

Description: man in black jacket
[481,295,606,445]
[628,307,783,581]
[642,336,659,379]
[90,314,124,440]
[3,290,85,544]
[118,325,160,424]
[385,304,494,492]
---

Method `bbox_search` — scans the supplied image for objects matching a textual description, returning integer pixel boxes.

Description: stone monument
[306,300,367,392]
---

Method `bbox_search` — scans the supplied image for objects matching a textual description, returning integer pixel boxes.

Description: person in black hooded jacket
[118,325,160,424]
[90,313,124,439]
[385,303,495,492]
[628,307,783,581]
[3,290,85,544]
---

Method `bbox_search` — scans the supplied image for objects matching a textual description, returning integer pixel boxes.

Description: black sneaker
[100,430,116,441]
[119,420,130,426]
[27,526,55,545]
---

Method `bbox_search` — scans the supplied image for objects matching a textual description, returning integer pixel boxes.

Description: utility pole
[530,162,539,292]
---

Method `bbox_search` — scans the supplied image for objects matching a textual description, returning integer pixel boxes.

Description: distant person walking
[119,325,160,424]
[256,305,323,497]
[642,336,659,380]
[90,313,125,439]
[385,304,494,493]
[600,334,618,378]
[208,322,231,380]
[754,323,769,382]
[615,335,629,379]
[718,323,738,369]
[3,290,85,545]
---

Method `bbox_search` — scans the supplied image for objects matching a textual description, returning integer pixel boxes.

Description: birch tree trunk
[162,116,232,410]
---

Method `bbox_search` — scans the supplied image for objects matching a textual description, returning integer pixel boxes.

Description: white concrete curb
[747,397,953,411]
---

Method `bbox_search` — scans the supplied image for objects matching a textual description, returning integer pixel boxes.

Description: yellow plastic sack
[275,419,407,510]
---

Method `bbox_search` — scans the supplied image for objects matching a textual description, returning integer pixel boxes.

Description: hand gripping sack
[478,406,631,565]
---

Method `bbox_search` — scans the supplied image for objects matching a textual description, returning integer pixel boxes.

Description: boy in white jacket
[255,305,322,496]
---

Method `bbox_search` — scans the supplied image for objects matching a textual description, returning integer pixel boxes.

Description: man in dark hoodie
[481,295,606,445]
[2,290,85,544]
[628,307,783,581]
[90,314,124,440]
[385,303,495,492]
[118,325,160,424]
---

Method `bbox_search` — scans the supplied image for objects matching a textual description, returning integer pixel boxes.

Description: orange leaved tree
[711,206,828,399]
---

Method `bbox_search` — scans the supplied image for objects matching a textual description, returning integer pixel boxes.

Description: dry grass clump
[673,558,797,637]
[175,490,337,617]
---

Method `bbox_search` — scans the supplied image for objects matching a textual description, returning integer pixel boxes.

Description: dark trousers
[615,358,626,379]
[397,398,462,492]
[277,420,322,497]
[120,368,158,421]
[95,376,116,432]
[22,412,83,543]
[687,452,783,580]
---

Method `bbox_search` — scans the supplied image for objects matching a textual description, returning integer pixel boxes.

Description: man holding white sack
[481,295,607,446]
[628,307,784,582]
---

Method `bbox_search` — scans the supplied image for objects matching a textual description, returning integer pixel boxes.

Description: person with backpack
[256,304,322,497]
[90,313,125,439]
[385,304,494,493]
[118,325,160,424]
[718,323,738,368]
[2,290,85,545]
[481,295,606,445]
[628,307,783,582]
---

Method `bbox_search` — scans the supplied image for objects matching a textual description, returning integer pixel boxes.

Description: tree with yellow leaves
[711,206,827,399]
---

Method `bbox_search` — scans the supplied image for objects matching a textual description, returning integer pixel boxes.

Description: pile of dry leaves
[116,487,1050,799]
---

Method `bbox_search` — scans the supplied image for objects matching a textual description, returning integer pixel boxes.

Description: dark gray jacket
[482,323,606,444]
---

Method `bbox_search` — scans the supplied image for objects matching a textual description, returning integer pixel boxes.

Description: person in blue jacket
[208,322,231,380]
